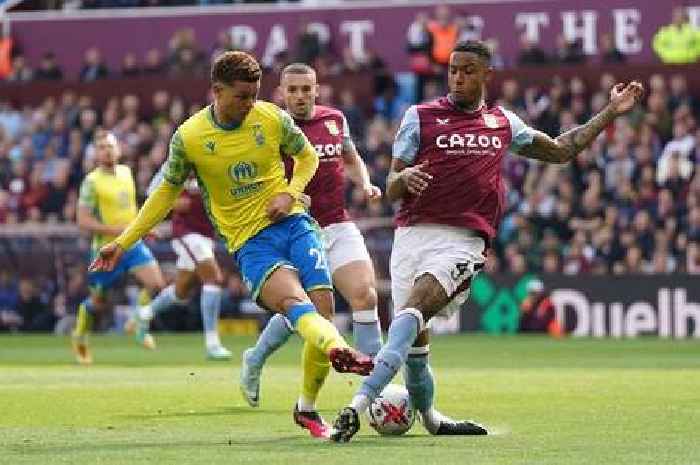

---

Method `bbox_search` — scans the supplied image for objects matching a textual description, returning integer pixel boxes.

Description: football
[366,384,416,436]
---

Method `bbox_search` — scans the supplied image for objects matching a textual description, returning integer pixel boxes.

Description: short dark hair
[281,62,316,78]
[452,40,492,62]
[211,51,261,84]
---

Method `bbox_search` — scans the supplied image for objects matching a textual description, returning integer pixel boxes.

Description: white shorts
[322,221,372,275]
[171,233,215,271]
[390,224,486,320]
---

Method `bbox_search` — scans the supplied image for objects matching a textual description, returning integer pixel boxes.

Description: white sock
[297,395,316,412]
[205,331,221,349]
[349,394,370,413]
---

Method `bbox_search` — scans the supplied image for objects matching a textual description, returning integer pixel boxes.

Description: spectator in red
[519,279,563,337]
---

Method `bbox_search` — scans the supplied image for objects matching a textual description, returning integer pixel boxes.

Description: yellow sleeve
[288,142,319,198]
[114,180,182,250]
[278,108,319,198]
[114,129,190,249]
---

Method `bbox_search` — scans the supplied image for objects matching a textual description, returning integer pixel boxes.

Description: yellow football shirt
[78,165,138,251]
[114,101,318,253]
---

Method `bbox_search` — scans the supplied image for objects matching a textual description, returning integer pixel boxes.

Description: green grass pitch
[1,333,698,464]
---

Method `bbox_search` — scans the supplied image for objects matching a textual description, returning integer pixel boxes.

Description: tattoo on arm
[519,105,616,163]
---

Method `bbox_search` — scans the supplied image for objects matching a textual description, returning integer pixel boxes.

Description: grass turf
[0,333,698,464]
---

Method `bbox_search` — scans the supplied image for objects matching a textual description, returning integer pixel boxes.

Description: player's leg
[332,273,447,442]
[72,254,126,364]
[326,222,382,358]
[332,227,487,442]
[195,255,231,360]
[240,312,294,407]
[240,285,334,408]
[294,288,333,436]
[405,326,487,436]
[129,242,166,349]
[333,261,381,357]
[257,266,369,372]
[284,214,372,374]
[71,288,106,365]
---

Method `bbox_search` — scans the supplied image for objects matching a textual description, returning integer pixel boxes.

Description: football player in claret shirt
[89,51,374,437]
[330,40,643,442]
[240,63,383,431]
[127,172,232,360]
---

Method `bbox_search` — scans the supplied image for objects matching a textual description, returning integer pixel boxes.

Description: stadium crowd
[1,5,700,332]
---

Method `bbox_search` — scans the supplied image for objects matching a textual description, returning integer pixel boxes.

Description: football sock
[299,340,330,412]
[246,313,293,368]
[404,345,435,413]
[72,297,95,342]
[352,308,382,358]
[350,309,423,413]
[288,302,348,354]
[139,285,182,321]
[201,284,223,349]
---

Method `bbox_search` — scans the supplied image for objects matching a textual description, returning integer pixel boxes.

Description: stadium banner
[9,1,700,77]
[461,274,700,339]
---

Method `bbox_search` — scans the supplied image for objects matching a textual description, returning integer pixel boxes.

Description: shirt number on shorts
[309,248,326,270]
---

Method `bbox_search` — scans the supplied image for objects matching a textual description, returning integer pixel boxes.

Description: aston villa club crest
[483,114,499,129]
[324,120,340,136]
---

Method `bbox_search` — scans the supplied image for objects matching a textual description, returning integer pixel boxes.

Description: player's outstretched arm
[518,81,644,163]
[89,181,182,272]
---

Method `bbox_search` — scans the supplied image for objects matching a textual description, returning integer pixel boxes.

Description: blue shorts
[88,240,156,293]
[234,213,332,301]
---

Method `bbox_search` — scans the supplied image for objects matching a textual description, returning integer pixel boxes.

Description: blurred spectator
[600,33,626,64]
[295,23,324,65]
[484,38,505,70]
[79,47,110,82]
[517,34,548,66]
[653,7,700,64]
[554,36,586,65]
[143,48,166,75]
[34,52,63,81]
[120,52,141,78]
[167,28,205,77]
[427,5,459,67]
[7,55,34,82]
[17,277,54,331]
[668,74,698,114]
[519,279,563,337]
[338,88,365,142]
[210,30,233,62]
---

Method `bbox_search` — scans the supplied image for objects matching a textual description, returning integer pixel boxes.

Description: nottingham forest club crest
[252,123,265,147]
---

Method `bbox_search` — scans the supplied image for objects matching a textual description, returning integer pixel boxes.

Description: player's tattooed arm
[518,81,644,164]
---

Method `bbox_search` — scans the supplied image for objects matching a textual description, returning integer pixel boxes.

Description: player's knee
[310,290,334,320]
[349,285,377,311]
[278,296,307,313]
